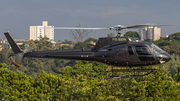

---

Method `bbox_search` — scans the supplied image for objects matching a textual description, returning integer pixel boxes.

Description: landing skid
[105,66,156,79]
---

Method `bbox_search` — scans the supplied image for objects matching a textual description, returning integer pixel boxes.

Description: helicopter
[4,24,171,78]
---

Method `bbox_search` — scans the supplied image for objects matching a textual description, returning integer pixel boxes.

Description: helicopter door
[127,46,139,62]
[105,45,128,65]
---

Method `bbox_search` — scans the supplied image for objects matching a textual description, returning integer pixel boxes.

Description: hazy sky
[0,0,179,41]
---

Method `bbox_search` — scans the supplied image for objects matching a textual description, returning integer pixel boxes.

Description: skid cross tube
[105,67,156,79]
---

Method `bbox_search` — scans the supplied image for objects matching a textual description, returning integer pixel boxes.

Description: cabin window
[135,46,151,55]
[128,46,134,55]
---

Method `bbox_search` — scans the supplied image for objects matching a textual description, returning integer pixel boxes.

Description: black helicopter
[4,24,171,78]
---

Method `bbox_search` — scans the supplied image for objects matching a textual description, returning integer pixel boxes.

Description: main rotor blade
[124,24,171,29]
[54,27,110,30]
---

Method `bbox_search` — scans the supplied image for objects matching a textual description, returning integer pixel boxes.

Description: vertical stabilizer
[4,32,22,53]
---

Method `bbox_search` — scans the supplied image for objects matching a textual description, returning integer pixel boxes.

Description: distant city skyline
[0,0,179,41]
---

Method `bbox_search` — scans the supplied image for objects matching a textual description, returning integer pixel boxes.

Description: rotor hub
[114,25,125,31]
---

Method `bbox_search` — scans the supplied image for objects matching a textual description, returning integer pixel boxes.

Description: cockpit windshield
[151,43,165,54]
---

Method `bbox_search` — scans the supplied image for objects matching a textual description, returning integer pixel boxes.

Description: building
[30,21,54,40]
[139,27,161,41]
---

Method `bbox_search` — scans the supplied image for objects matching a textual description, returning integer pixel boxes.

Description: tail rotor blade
[23,39,37,53]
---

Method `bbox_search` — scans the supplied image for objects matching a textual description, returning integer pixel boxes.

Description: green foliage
[163,54,180,76]
[168,32,180,41]
[173,66,180,82]
[74,37,97,48]
[0,67,34,100]
[0,47,13,65]
[107,32,115,37]
[144,38,154,42]
[1,63,180,100]
[0,63,7,68]
[61,61,107,79]
[124,31,141,40]
[61,39,73,44]
[58,39,74,50]
[34,36,55,51]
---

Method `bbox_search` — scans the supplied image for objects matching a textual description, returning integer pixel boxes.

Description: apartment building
[30,21,54,40]
[139,27,161,41]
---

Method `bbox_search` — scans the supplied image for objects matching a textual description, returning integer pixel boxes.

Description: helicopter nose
[157,53,171,63]
[165,53,171,62]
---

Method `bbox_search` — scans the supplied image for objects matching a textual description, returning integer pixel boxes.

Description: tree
[144,38,153,42]
[0,63,7,68]
[34,36,55,51]
[0,46,13,65]
[168,32,180,41]
[69,24,93,42]
[58,39,74,50]
[124,31,141,40]
[73,37,97,48]
[107,33,115,37]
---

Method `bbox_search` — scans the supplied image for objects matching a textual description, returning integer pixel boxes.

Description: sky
[0,0,179,42]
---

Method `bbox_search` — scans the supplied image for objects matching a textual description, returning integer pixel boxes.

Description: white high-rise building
[30,21,54,40]
[139,27,161,41]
